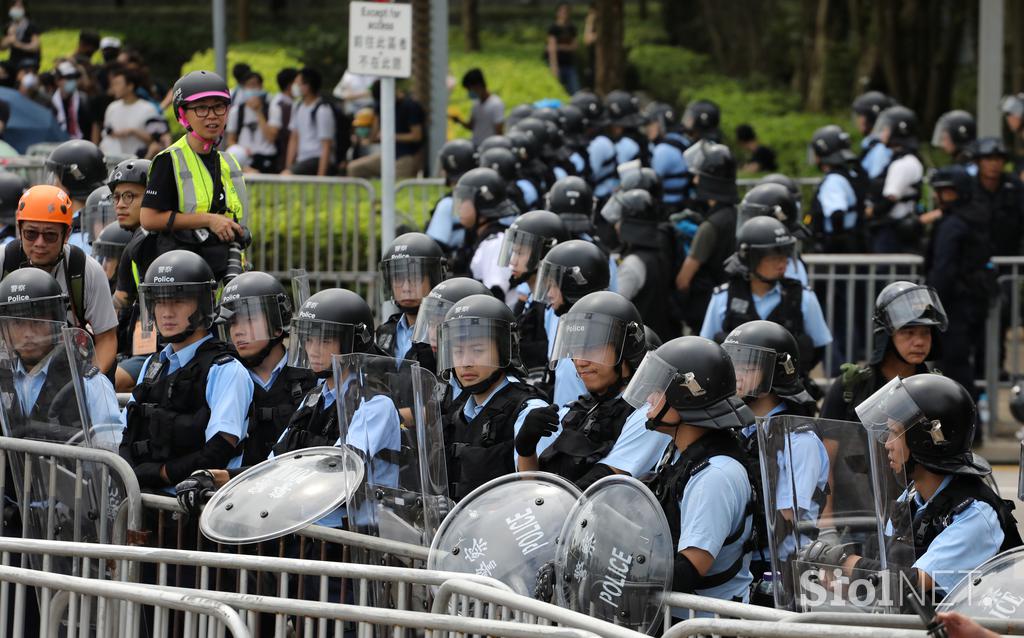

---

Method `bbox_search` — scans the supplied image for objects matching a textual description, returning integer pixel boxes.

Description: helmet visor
[622,352,678,412]
[83,197,115,246]
[737,201,786,236]
[855,376,930,444]
[682,141,707,173]
[498,227,552,275]
[217,294,286,346]
[91,240,125,262]
[410,295,452,346]
[533,259,586,308]
[138,282,213,339]
[0,294,66,324]
[877,285,948,333]
[287,317,363,373]
[437,316,512,375]
[1002,95,1024,118]
[0,317,65,364]
[549,311,629,369]
[379,257,444,308]
[599,192,628,224]
[722,342,776,399]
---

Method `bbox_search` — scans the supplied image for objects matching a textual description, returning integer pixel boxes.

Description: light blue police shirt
[553,166,569,182]
[700,283,832,347]
[786,258,809,286]
[860,136,893,179]
[517,178,539,208]
[460,374,550,466]
[615,136,641,164]
[674,453,753,604]
[248,348,288,391]
[551,397,670,478]
[544,305,587,407]
[588,135,618,198]
[425,195,465,249]
[653,134,690,206]
[816,172,858,234]
[569,152,585,174]
[394,314,414,363]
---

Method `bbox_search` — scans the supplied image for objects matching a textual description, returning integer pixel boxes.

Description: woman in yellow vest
[139,70,249,282]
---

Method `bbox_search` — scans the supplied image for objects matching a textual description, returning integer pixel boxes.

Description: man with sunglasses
[140,70,249,283]
[0,185,118,375]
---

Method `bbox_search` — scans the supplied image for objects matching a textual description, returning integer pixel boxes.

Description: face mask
[20,73,36,89]
[356,126,371,138]
[63,79,77,94]
[8,8,24,20]
[467,90,478,100]
[291,83,302,99]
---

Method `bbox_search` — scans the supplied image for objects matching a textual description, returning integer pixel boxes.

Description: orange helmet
[17,185,74,227]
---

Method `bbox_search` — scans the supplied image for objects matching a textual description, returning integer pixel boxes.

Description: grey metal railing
[395,177,446,230]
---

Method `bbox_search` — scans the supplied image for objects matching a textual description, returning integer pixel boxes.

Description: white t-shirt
[882,154,923,220]
[226,101,277,157]
[333,70,377,114]
[471,94,505,147]
[100,99,160,157]
[469,233,518,307]
[289,99,336,164]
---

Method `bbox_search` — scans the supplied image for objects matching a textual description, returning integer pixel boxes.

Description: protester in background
[226,72,280,174]
[2,0,40,71]
[735,124,777,173]
[346,80,424,180]
[100,66,159,157]
[451,68,504,146]
[333,68,376,115]
[547,2,579,95]
[283,67,336,176]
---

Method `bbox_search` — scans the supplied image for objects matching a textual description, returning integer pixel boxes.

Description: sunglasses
[21,228,63,244]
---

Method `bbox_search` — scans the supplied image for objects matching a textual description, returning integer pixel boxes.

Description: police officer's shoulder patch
[212,353,236,366]
[81,365,100,379]
[713,282,730,295]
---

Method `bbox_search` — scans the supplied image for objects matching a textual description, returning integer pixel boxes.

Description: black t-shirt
[142,148,227,215]
[116,228,159,301]
[8,20,40,68]
[547,23,577,67]
[750,144,778,172]
[390,96,425,158]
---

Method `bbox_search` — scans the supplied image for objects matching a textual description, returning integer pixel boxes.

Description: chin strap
[645,401,677,431]
[240,334,285,368]
[456,367,505,395]
[178,108,219,153]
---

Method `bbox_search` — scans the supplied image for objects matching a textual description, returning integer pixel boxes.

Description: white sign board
[348,2,412,79]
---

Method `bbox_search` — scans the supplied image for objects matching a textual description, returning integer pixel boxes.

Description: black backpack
[311,98,352,167]
[233,97,269,139]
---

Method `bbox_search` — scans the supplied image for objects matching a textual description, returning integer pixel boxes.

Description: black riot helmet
[379,232,446,314]
[82,185,115,246]
[738,182,805,238]
[869,281,947,365]
[507,129,541,163]
[681,99,720,138]
[600,188,658,225]
[643,325,663,351]
[973,136,1009,161]
[507,103,535,129]
[809,125,855,167]
[453,167,519,224]
[438,139,477,183]
[138,250,217,343]
[288,288,375,377]
[550,290,647,380]
[531,107,561,125]
[873,106,918,149]
[757,173,803,218]
[0,267,68,325]
[851,91,895,128]
[557,104,588,145]
[92,221,133,272]
[478,134,514,154]
[437,293,524,393]
[734,216,796,281]
[605,90,646,129]
[624,335,754,430]
[513,117,553,154]
[722,320,814,409]
[411,277,491,347]
[217,271,292,366]
[45,140,107,201]
[499,210,568,285]
[683,141,738,203]
[477,147,521,184]
[618,166,663,202]
[106,158,151,190]
[929,165,975,208]
[931,110,976,155]
[0,172,28,225]
[571,91,608,129]
[856,374,987,477]
[533,239,611,315]
[644,102,678,136]
[545,176,595,234]
[1011,381,1024,424]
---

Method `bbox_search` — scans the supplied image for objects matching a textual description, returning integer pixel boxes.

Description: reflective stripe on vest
[159,135,249,221]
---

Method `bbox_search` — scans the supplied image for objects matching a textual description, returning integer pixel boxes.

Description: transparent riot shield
[200,446,365,544]
[333,353,449,547]
[768,413,911,613]
[428,472,581,596]
[290,268,310,310]
[937,547,1024,621]
[555,475,672,635]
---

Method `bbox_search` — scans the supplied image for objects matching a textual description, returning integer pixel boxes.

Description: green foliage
[0,29,115,66]
[628,45,712,104]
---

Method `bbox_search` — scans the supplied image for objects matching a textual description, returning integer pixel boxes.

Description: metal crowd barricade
[736,176,821,202]
[0,155,47,185]
[394,177,446,230]
[242,174,378,299]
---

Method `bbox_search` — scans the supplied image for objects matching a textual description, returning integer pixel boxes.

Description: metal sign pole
[212,0,227,82]
[381,77,397,251]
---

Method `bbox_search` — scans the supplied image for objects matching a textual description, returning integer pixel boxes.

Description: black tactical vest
[539,393,633,483]
[244,365,316,465]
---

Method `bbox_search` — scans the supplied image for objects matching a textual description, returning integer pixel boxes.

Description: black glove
[175,470,216,518]
[135,462,165,489]
[514,405,560,457]
[796,539,858,568]
[533,560,556,602]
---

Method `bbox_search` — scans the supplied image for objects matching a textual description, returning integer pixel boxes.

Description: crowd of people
[0,47,1021,627]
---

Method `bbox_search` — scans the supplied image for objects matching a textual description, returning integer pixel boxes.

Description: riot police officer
[81,184,115,250]
[216,271,315,465]
[604,91,650,167]
[437,293,549,501]
[0,172,27,246]
[515,116,577,182]
[868,106,923,253]
[545,176,620,291]
[376,232,447,361]
[573,91,618,201]
[44,139,107,251]
[517,291,669,489]
[498,210,568,375]
[851,91,895,179]
[804,374,1022,597]
[556,103,589,175]
[600,189,677,341]
[533,239,612,407]
[624,335,755,601]
[120,250,253,491]
[932,110,977,167]
[737,182,810,285]
[410,276,491,376]
[92,221,132,286]
[758,173,803,216]
[807,125,868,253]
[453,167,521,305]
[674,141,739,334]
[680,99,722,144]
[646,103,691,209]
[700,216,831,373]
[478,145,533,212]
[508,127,555,197]
[425,138,477,255]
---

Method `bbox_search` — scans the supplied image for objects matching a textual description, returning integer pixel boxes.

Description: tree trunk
[237,0,250,43]
[462,0,480,52]
[411,0,431,106]
[805,0,830,112]
[594,0,624,95]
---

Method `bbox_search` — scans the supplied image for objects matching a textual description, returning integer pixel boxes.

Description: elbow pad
[672,552,701,594]
[163,434,239,486]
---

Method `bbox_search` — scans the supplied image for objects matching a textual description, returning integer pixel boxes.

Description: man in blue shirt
[120,250,253,492]
[851,91,895,179]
